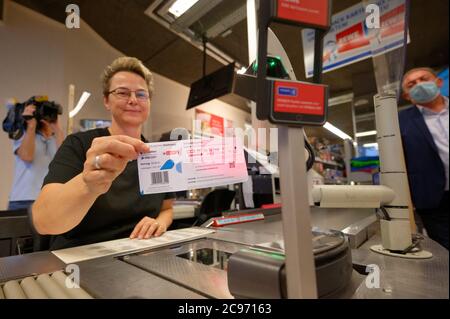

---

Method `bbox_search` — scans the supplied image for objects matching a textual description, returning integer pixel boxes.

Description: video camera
[2,96,63,140]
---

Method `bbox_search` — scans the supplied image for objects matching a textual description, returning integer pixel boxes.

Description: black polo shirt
[42,128,174,250]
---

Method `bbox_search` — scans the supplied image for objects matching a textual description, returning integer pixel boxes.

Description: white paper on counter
[52,227,215,264]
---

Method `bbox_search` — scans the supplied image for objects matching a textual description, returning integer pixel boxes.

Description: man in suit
[400,67,448,249]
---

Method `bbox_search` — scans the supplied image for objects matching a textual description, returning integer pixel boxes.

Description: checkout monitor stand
[228,0,353,299]
[229,0,430,299]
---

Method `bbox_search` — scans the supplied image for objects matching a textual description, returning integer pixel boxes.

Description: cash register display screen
[271,80,327,125]
[273,81,325,115]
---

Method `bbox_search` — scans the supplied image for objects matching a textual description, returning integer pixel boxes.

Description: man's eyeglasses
[108,88,150,101]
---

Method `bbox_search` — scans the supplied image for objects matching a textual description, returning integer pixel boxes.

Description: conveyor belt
[0,271,93,299]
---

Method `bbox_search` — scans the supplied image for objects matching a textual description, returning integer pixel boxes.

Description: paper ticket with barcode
[137,136,248,195]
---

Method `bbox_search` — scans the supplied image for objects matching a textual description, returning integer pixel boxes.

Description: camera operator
[8,101,64,211]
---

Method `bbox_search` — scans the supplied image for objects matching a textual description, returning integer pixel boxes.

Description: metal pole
[374,92,414,249]
[351,99,359,157]
[279,126,318,298]
[312,30,325,84]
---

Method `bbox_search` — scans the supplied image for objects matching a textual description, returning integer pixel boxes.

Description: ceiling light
[69,92,91,118]
[247,0,257,64]
[237,67,247,74]
[323,122,353,140]
[328,93,354,106]
[354,98,369,106]
[355,130,377,137]
[168,0,200,18]
[220,29,233,38]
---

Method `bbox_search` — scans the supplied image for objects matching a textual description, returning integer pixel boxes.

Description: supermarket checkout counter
[0,206,448,299]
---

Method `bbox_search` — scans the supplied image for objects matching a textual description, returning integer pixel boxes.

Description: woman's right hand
[82,135,150,195]
[23,104,37,128]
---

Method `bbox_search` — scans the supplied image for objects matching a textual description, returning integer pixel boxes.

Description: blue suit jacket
[398,106,446,210]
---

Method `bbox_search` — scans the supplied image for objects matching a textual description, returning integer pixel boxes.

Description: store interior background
[0,0,448,210]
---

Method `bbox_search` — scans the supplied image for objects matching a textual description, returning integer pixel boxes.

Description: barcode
[151,171,169,185]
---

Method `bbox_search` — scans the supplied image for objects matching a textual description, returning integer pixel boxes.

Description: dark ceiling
[12,0,449,142]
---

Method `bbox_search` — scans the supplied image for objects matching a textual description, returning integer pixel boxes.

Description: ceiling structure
[13,0,449,143]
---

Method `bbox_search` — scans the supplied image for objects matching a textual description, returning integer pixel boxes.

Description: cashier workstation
[0,0,448,299]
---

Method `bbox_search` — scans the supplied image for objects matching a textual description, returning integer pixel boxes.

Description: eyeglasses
[108,88,150,101]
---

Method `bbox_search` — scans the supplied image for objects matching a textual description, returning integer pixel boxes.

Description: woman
[32,57,174,250]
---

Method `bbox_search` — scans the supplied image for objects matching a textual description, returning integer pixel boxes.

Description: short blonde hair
[102,57,154,99]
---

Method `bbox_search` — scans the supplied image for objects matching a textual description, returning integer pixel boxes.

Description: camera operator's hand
[41,116,65,147]
[23,104,37,129]
[16,104,38,162]
[82,135,150,196]
[40,117,62,134]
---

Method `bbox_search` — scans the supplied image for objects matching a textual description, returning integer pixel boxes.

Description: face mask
[409,81,440,104]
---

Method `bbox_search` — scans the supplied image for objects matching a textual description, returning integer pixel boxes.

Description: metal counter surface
[77,256,206,299]
[352,234,449,299]
[212,208,448,299]
[0,251,65,283]
[0,207,447,299]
